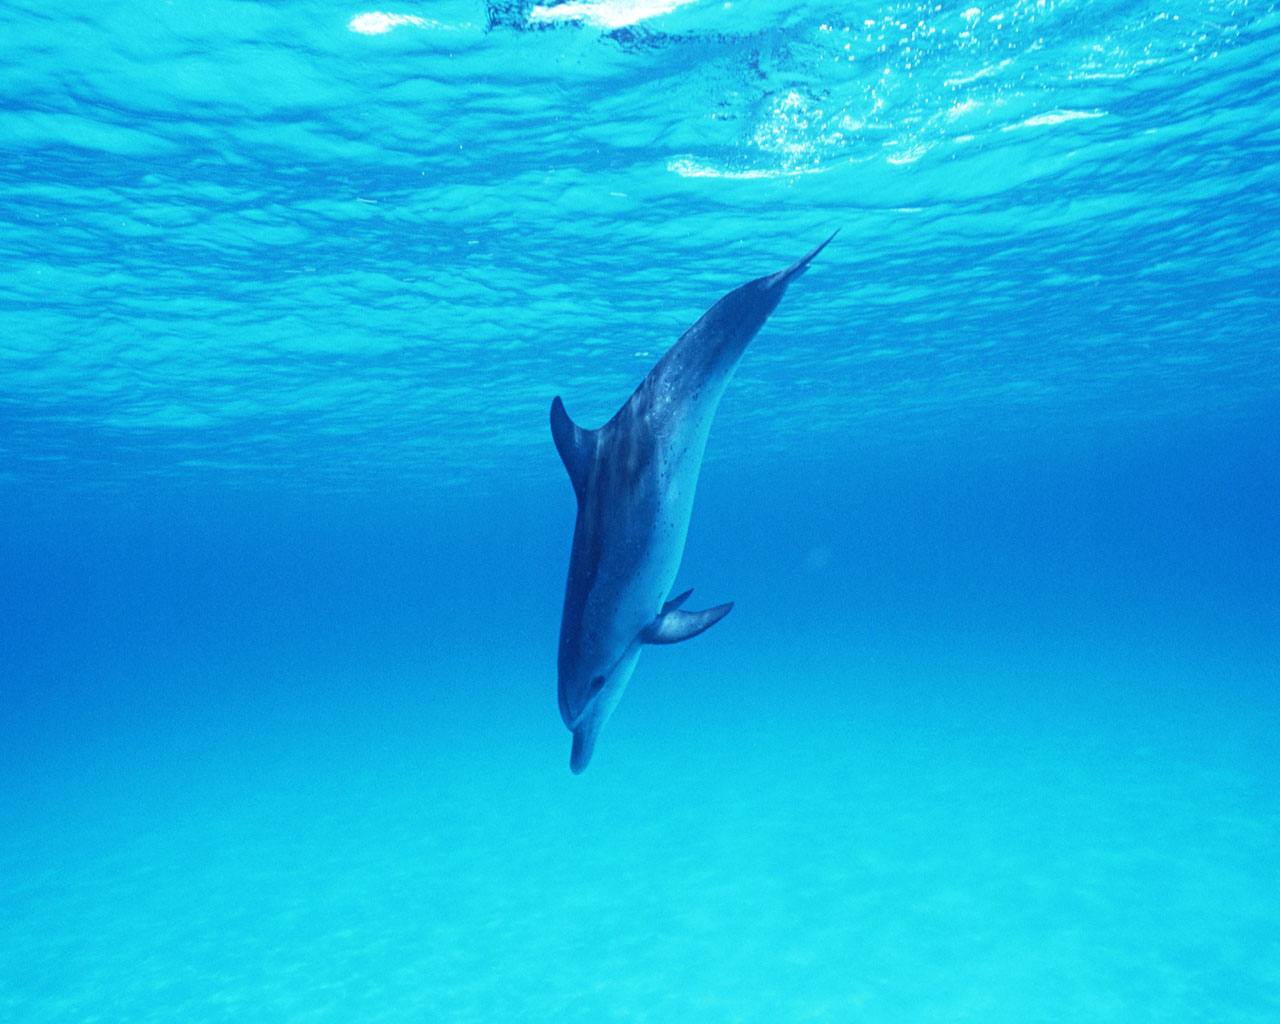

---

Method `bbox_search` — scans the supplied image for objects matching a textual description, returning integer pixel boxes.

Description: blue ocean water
[2,0,1279,1019]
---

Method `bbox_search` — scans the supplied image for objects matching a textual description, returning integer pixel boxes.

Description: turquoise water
[3,0,1279,1019]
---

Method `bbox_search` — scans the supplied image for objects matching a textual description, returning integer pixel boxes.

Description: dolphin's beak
[570,722,598,774]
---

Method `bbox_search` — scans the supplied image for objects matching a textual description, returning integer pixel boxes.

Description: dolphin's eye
[588,675,605,697]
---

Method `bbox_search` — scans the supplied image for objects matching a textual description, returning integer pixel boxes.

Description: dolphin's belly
[588,431,707,643]
[558,382,723,727]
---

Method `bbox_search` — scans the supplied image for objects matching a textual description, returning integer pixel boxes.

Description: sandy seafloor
[5,658,1277,1023]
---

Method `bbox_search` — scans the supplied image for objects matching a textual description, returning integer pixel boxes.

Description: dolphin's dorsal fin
[641,600,733,645]
[550,396,593,494]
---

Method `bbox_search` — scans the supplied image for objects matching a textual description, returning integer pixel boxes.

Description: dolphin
[550,233,835,773]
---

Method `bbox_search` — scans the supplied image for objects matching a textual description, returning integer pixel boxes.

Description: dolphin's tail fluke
[667,232,836,377]
[774,229,839,286]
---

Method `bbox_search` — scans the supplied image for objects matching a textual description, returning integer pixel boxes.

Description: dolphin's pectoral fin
[661,588,694,615]
[550,396,593,495]
[641,601,734,645]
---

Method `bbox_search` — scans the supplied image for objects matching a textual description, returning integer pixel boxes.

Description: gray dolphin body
[550,234,834,773]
